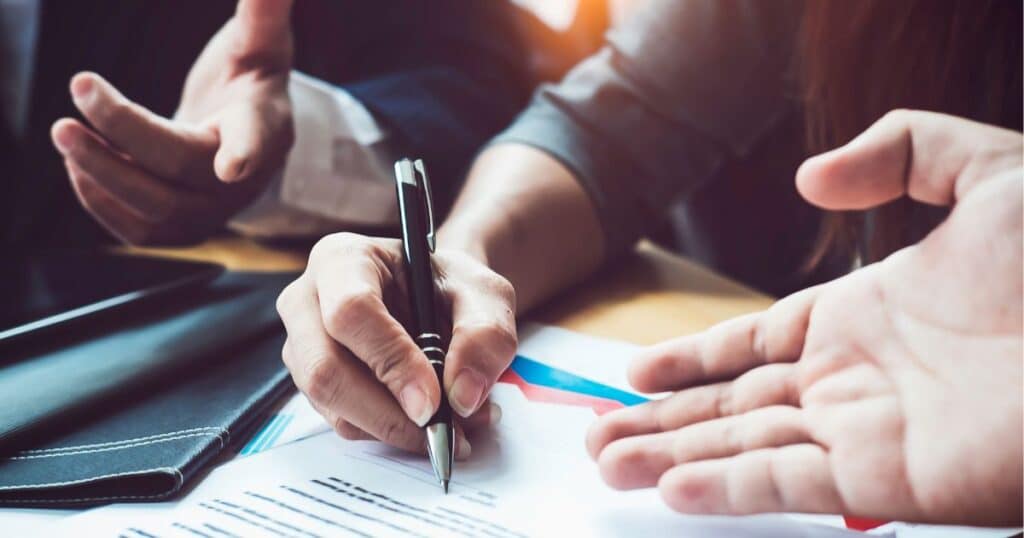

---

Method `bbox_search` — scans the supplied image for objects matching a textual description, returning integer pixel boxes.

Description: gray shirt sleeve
[492,0,802,255]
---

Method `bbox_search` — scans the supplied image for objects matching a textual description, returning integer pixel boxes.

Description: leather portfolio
[0,271,297,507]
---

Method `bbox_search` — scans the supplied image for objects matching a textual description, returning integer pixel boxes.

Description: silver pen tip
[425,423,454,493]
[441,479,449,494]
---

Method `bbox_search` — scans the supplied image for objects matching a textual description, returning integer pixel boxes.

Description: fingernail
[52,124,74,153]
[488,403,502,426]
[71,76,94,103]
[215,152,248,183]
[400,385,432,427]
[456,436,472,460]
[449,369,486,418]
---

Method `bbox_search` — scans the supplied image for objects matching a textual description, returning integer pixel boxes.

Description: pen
[394,158,454,494]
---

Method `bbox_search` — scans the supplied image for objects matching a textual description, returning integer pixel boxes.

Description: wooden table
[126,236,774,346]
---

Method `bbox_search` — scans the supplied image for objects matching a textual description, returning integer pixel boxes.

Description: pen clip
[413,159,436,253]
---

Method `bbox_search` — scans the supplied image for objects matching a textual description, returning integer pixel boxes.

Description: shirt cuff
[230,71,399,238]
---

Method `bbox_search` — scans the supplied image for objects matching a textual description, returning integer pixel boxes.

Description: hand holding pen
[275,165,518,471]
[394,158,455,490]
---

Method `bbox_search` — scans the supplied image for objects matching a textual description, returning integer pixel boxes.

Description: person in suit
[1,0,547,253]
[273,0,1022,526]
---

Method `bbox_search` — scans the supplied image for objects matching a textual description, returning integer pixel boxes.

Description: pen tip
[442,480,449,494]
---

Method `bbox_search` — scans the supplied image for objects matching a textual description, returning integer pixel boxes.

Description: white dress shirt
[229,72,398,237]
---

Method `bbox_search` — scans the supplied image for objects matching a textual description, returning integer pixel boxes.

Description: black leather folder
[0,271,298,507]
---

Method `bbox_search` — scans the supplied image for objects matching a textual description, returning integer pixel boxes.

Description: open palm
[51,0,294,245]
[587,111,1023,526]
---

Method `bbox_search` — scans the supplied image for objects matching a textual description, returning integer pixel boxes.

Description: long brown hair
[800,0,1022,269]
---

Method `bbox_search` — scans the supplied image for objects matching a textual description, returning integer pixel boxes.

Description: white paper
[515,324,645,396]
[21,324,1019,537]
[49,385,862,538]
[238,393,331,457]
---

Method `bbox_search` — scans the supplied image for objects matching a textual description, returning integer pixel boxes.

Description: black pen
[394,158,453,494]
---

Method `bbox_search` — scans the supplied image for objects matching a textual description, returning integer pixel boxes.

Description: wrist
[437,219,493,267]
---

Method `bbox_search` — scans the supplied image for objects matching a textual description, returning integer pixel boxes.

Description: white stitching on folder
[1,494,170,503]
[0,468,184,504]
[0,467,183,491]
[8,432,225,460]
[15,427,227,455]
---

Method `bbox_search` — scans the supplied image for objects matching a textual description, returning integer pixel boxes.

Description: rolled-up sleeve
[492,0,802,255]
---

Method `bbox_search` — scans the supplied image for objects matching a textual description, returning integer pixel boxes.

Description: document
[51,384,859,538]
[42,325,1014,537]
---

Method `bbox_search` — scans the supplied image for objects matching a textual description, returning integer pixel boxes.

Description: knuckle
[95,99,134,130]
[324,288,379,334]
[333,418,364,441]
[370,342,413,387]
[311,232,365,260]
[749,314,770,362]
[722,419,743,453]
[671,431,696,463]
[280,339,292,366]
[301,356,341,407]
[654,398,681,433]
[370,414,412,447]
[452,320,518,372]
[881,108,915,125]
[275,278,304,317]
[480,272,515,302]
[714,385,734,419]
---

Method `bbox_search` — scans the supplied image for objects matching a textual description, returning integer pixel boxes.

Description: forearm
[438,143,605,313]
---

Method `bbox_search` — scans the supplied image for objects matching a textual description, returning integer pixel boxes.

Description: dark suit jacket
[3,0,542,253]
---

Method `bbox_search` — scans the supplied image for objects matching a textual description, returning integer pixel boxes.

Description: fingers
[68,72,215,179]
[277,276,429,453]
[442,253,518,418]
[233,0,294,68]
[308,234,441,428]
[215,99,293,183]
[628,285,821,393]
[52,118,213,244]
[796,109,1024,210]
[65,161,149,245]
[462,401,502,431]
[597,406,811,491]
[658,444,845,516]
[587,363,799,459]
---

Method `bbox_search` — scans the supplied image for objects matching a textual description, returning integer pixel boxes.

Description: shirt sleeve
[491,0,802,256]
[229,71,398,239]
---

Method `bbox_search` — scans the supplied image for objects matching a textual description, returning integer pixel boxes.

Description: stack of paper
[50,383,859,537]
[39,325,1019,537]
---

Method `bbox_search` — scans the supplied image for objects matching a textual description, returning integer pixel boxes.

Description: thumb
[232,0,294,65]
[214,100,294,183]
[796,109,1023,211]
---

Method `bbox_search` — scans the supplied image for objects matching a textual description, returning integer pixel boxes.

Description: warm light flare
[512,0,650,31]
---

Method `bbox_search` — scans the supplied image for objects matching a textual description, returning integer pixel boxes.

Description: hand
[276,233,517,456]
[587,110,1023,526]
[50,0,295,245]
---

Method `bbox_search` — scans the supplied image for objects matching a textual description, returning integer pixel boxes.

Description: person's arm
[274,0,803,455]
[438,144,603,313]
[444,0,801,311]
[586,111,1023,524]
